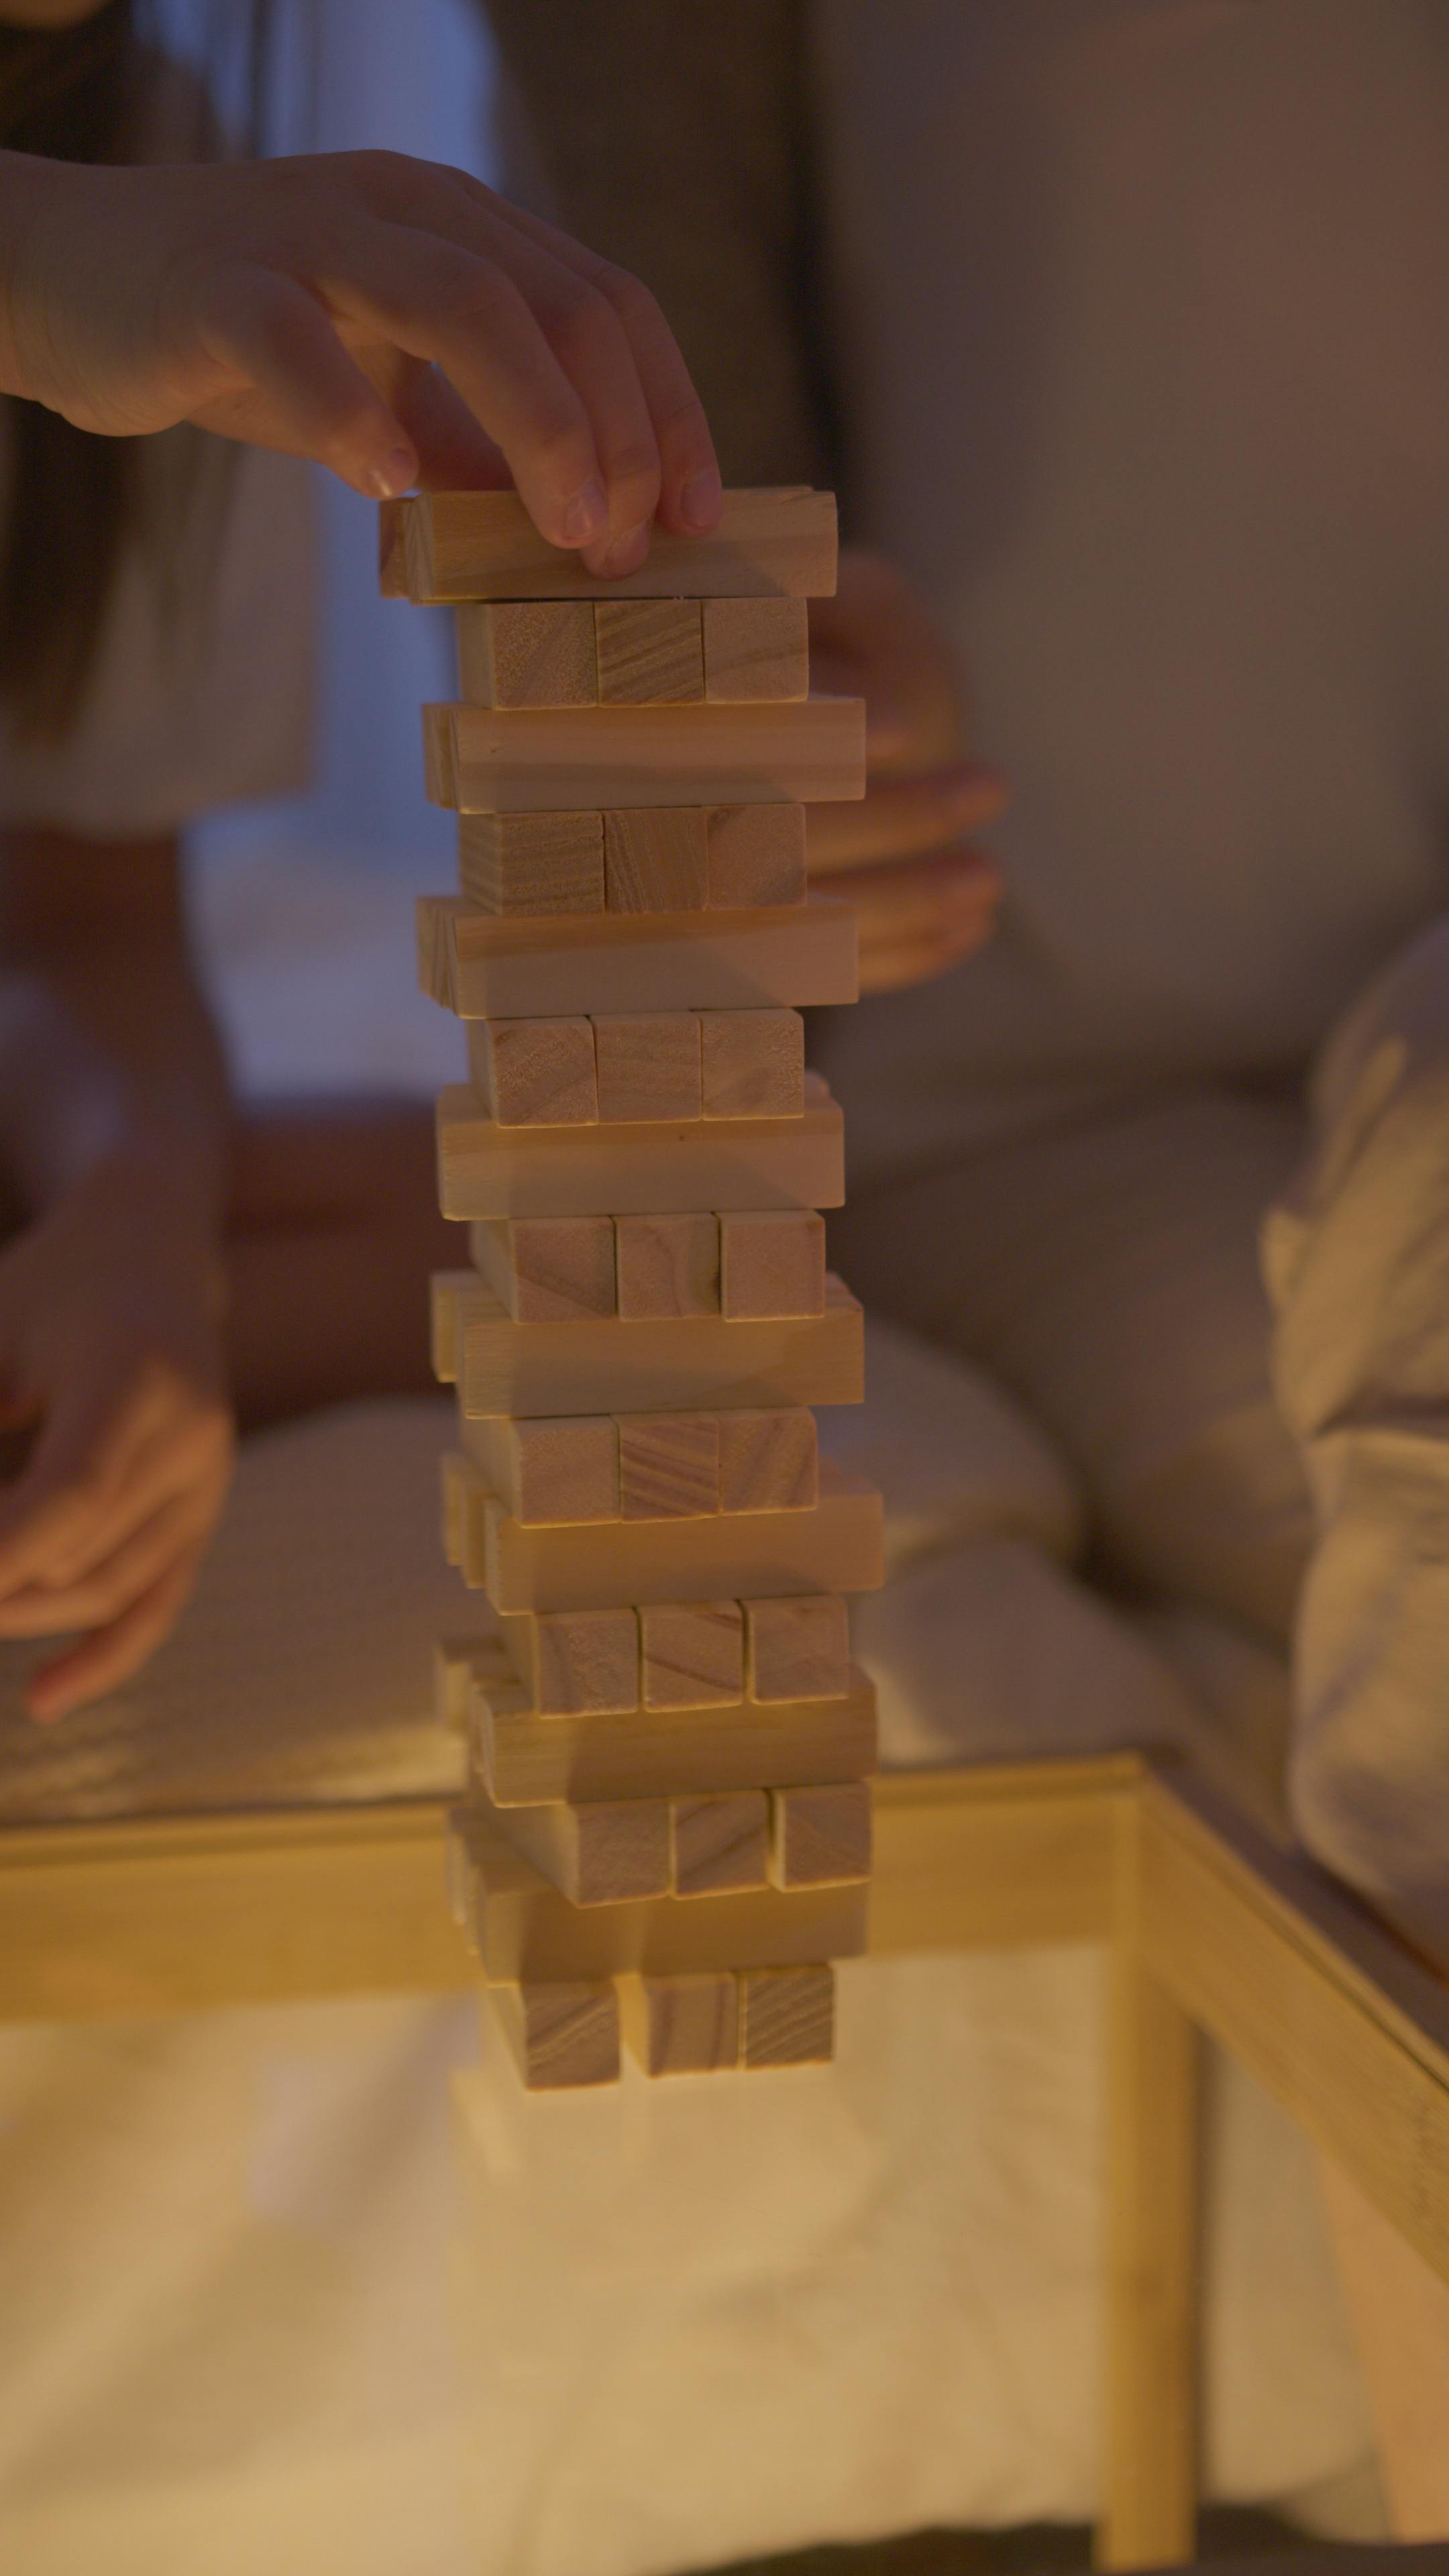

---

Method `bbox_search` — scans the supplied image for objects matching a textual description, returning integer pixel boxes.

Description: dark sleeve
[483,0,836,490]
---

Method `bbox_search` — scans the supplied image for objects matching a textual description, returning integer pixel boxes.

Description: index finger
[424,180,722,549]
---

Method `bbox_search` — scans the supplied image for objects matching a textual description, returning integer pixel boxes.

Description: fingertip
[674,462,722,535]
[579,522,651,580]
[368,444,419,501]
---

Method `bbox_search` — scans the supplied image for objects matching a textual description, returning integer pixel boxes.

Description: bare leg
[223,1097,459,1430]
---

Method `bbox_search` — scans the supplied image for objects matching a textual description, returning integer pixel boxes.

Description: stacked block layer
[384,488,880,2088]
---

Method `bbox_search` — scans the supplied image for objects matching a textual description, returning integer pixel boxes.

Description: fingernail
[371,448,417,501]
[598,523,649,577]
[561,477,608,544]
[680,465,722,531]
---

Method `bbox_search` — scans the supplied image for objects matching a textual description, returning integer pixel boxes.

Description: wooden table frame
[3,1750,1446,2571]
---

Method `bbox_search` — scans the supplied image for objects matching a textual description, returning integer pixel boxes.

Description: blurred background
[183,0,497,1099]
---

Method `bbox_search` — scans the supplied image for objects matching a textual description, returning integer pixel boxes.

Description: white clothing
[0,430,315,837]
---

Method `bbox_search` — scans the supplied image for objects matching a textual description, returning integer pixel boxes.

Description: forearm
[0,824,229,1236]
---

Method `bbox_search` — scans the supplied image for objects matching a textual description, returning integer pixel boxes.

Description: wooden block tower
[383,487,883,2087]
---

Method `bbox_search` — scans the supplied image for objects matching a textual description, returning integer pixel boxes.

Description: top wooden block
[380,487,837,604]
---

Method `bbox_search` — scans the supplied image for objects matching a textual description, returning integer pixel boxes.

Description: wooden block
[382,486,838,603]
[455,601,598,707]
[423,701,458,804]
[457,811,604,916]
[436,1085,845,1220]
[720,1211,826,1318]
[640,1601,744,1709]
[616,1411,720,1520]
[593,1012,702,1124]
[770,1782,873,1888]
[603,808,708,912]
[595,599,704,703]
[472,1018,598,1127]
[425,697,865,815]
[451,1803,869,1981]
[738,1964,835,2068]
[476,1667,878,1807]
[718,1408,818,1513]
[495,1796,672,1907]
[619,1972,739,2076]
[700,1008,804,1120]
[440,1450,467,1566]
[703,598,809,702]
[433,1267,863,1418]
[746,1593,853,1703]
[506,1417,621,1525]
[435,1632,504,1730]
[470,1214,616,1322]
[508,1606,640,1715]
[706,805,806,909]
[472,1464,883,1613]
[458,1411,619,1526]
[615,1214,720,1319]
[672,1791,770,1897]
[485,1978,620,2090]
[418,893,857,1018]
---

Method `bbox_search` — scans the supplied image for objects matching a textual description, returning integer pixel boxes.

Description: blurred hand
[0,1159,233,1721]
[0,148,721,576]
[810,549,1006,992]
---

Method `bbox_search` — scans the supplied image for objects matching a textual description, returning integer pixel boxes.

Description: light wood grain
[595,599,704,702]
[619,1971,739,2076]
[700,1008,804,1120]
[594,1012,703,1123]
[492,1794,672,1908]
[770,1782,873,1888]
[718,1407,818,1513]
[458,1412,619,1527]
[505,1605,640,1717]
[703,598,809,701]
[456,810,605,915]
[484,1978,621,2089]
[470,1213,616,1322]
[706,804,807,908]
[385,486,837,603]
[604,808,708,911]
[432,1267,863,1417]
[616,1411,720,1519]
[720,1211,827,1317]
[417,891,857,1017]
[745,1593,852,1701]
[468,1463,883,1614]
[455,601,597,707]
[1137,1776,1449,2286]
[476,1668,878,1807]
[425,695,865,814]
[449,1802,868,1982]
[640,1599,745,1709]
[1099,1936,1202,2571]
[615,1213,720,1318]
[672,1791,770,1897]
[738,1964,836,2068]
[472,1017,598,1126]
[436,1082,845,1221]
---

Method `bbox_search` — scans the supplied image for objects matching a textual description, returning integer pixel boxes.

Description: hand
[0,148,722,577]
[809,549,1006,992]
[0,1160,233,1721]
